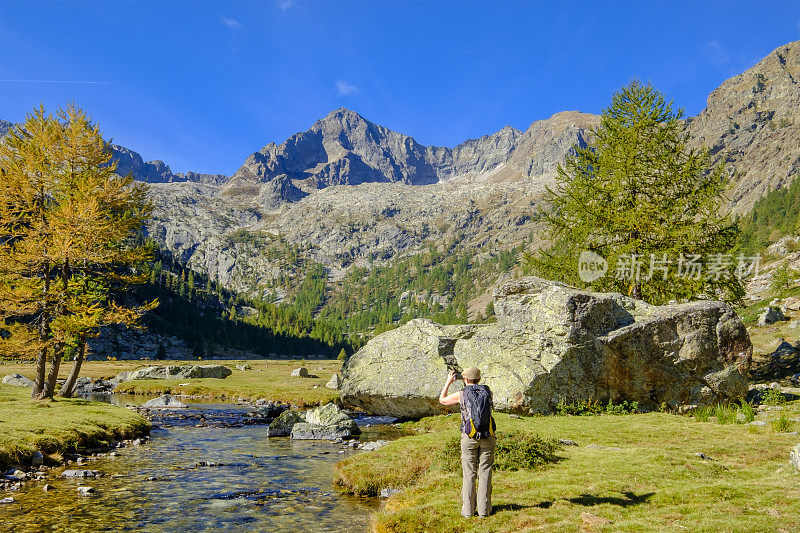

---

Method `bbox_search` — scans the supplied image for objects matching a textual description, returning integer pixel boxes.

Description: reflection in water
[1,401,386,532]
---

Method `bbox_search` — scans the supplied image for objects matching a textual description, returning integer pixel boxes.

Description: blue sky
[1,1,798,175]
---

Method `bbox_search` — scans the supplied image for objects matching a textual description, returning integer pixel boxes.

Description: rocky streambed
[0,396,402,532]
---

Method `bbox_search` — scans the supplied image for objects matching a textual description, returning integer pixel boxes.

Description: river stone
[359,440,390,451]
[326,373,341,390]
[291,367,309,378]
[340,276,752,417]
[116,365,232,382]
[31,451,44,467]
[2,374,35,387]
[141,395,188,409]
[305,403,352,426]
[267,410,304,437]
[62,470,100,478]
[758,306,788,326]
[791,444,800,471]
[290,422,359,440]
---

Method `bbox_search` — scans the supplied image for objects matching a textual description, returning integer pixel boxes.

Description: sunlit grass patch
[342,409,800,532]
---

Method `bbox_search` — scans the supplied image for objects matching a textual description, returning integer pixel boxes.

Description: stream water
[1,396,400,532]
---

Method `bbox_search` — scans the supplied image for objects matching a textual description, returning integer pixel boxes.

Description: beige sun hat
[461,366,481,381]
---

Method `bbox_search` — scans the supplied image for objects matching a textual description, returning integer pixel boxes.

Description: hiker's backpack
[461,384,496,439]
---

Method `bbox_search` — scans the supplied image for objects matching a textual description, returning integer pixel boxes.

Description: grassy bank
[0,384,150,470]
[335,408,800,532]
[0,359,341,407]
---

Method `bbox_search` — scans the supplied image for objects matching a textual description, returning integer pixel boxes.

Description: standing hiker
[439,366,496,518]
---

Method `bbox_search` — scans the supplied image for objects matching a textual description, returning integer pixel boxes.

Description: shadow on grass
[567,491,654,508]
[492,501,553,513]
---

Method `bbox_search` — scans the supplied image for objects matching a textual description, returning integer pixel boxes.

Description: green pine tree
[526,80,743,305]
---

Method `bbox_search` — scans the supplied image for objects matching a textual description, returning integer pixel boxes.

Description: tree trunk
[39,342,63,399]
[58,337,85,398]
[32,345,47,399]
[32,274,51,399]
[40,259,70,399]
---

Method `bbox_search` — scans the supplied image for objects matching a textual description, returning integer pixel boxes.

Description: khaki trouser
[460,433,496,517]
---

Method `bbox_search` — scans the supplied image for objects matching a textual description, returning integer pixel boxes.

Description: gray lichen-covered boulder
[1,374,35,387]
[340,277,752,417]
[289,403,360,440]
[290,422,358,440]
[116,365,232,382]
[267,410,305,437]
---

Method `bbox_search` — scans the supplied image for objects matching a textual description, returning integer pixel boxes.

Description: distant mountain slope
[687,40,800,214]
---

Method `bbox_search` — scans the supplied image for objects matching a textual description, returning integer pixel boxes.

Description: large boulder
[2,374,35,387]
[340,277,752,416]
[116,365,231,382]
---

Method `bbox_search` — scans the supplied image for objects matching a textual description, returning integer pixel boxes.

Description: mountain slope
[687,40,800,214]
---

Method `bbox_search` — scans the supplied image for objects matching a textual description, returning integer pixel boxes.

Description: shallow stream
[1,396,398,532]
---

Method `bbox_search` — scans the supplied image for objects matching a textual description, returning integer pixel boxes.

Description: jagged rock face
[111,145,227,185]
[229,108,593,205]
[687,40,800,213]
[339,277,752,417]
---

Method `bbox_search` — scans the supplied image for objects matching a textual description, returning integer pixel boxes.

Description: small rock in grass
[749,420,767,426]
[42,484,53,492]
[0,497,14,504]
[380,488,402,498]
[695,452,713,461]
[291,367,309,378]
[758,306,787,326]
[790,444,800,472]
[509,414,522,419]
[235,364,251,371]
[326,374,341,390]
[559,439,579,446]
[77,486,94,495]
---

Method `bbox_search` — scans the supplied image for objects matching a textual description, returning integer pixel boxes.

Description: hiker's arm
[439,370,462,406]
